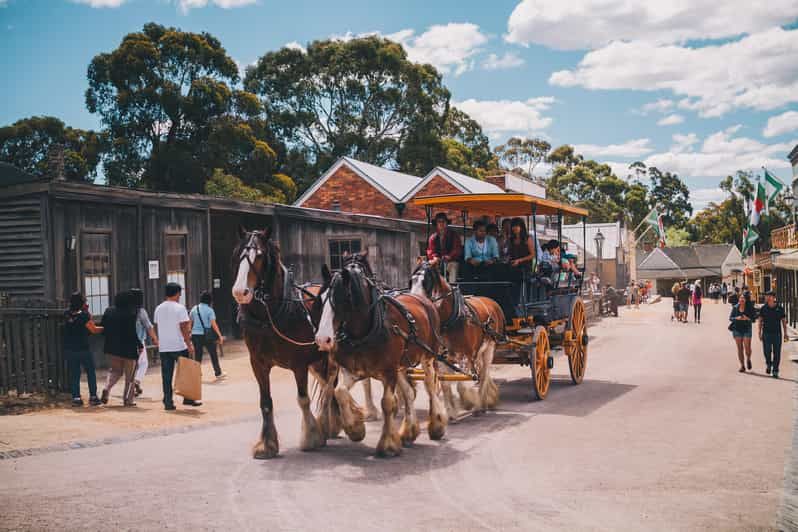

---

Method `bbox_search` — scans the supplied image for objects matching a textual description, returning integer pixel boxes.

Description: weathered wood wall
[0,194,48,300]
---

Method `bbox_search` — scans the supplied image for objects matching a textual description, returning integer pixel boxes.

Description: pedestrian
[671,281,681,321]
[758,290,789,378]
[721,282,729,304]
[63,292,103,407]
[99,290,142,406]
[154,282,199,410]
[692,280,703,323]
[677,282,692,323]
[130,288,158,397]
[426,212,463,283]
[632,281,640,309]
[190,291,226,380]
[729,291,757,373]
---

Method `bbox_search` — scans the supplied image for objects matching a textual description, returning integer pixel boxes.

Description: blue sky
[2,0,797,210]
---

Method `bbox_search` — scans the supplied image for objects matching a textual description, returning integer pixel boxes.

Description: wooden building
[0,175,427,346]
[636,244,744,295]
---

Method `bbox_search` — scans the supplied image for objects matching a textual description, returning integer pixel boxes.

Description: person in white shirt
[153,282,198,410]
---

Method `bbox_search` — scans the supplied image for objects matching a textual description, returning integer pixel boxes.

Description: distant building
[294,156,544,221]
[636,244,744,294]
[562,221,630,288]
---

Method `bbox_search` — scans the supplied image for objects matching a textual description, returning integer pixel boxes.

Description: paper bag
[174,355,202,401]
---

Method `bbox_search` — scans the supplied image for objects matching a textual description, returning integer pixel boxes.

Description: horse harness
[434,284,505,343]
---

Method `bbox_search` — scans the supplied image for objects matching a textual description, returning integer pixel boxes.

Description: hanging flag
[657,214,667,247]
[742,225,759,255]
[750,179,766,225]
[764,168,786,208]
[643,208,660,229]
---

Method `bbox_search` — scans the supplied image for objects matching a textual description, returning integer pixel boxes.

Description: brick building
[294,156,545,222]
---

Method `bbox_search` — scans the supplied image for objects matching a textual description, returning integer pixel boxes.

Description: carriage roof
[411,193,589,218]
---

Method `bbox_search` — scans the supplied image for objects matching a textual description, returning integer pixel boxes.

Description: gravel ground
[0,301,792,531]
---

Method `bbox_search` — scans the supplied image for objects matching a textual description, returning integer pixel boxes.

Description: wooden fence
[0,307,67,396]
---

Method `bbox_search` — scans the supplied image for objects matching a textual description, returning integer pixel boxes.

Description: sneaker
[766,366,772,375]
[215,372,227,380]
[183,399,203,407]
[124,401,137,407]
[746,359,752,370]
[134,383,143,397]
[89,396,102,406]
[773,371,779,379]
[72,397,83,407]
[100,389,109,404]
[739,367,746,373]
[164,404,176,411]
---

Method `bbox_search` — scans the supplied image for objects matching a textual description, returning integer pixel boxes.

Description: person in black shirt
[758,290,789,378]
[677,284,691,323]
[63,292,103,407]
[100,290,142,406]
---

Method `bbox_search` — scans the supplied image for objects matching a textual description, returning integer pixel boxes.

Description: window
[328,238,362,271]
[166,234,187,305]
[82,233,111,315]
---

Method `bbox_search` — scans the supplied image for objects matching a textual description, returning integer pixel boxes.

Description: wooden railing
[772,224,798,249]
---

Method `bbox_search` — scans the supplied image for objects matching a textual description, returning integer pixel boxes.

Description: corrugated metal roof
[432,167,504,195]
[343,157,421,201]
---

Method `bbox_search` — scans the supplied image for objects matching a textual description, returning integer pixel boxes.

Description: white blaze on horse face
[410,270,427,298]
[315,289,336,351]
[232,248,255,304]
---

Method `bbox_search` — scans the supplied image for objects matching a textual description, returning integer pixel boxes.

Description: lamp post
[594,230,605,284]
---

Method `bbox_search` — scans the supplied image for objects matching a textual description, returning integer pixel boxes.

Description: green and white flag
[751,179,766,225]
[764,168,786,209]
[742,225,759,255]
[643,207,666,243]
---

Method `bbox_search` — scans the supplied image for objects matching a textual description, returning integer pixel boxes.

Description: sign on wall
[148,260,160,280]
[213,278,221,289]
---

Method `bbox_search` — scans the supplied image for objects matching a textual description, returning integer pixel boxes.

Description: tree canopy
[0,116,103,181]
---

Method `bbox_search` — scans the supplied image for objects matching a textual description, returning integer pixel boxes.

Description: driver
[426,212,463,283]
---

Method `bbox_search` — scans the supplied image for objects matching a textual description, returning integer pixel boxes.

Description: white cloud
[482,52,524,70]
[177,0,255,12]
[690,188,727,210]
[454,97,554,133]
[657,114,684,126]
[550,27,798,117]
[642,127,795,180]
[763,110,798,138]
[574,138,653,158]
[505,0,798,49]
[636,99,674,115]
[387,23,489,76]
[73,0,126,7]
[284,41,306,53]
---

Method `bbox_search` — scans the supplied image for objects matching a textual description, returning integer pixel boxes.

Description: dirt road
[0,301,793,531]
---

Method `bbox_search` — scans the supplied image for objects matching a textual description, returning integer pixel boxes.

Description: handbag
[194,305,219,342]
[174,355,202,401]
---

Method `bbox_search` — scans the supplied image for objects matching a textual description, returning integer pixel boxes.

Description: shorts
[673,301,680,311]
[678,303,688,312]
[732,330,752,339]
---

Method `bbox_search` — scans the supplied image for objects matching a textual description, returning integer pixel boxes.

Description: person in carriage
[426,212,463,284]
[464,219,500,282]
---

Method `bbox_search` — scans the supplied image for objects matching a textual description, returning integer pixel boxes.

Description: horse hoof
[376,436,402,458]
[399,421,420,447]
[253,440,279,459]
[428,415,447,441]
[344,421,366,442]
[300,421,326,451]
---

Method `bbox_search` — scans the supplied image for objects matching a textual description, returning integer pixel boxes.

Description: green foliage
[665,226,691,246]
[205,168,268,202]
[494,137,551,177]
[648,166,692,228]
[0,116,103,181]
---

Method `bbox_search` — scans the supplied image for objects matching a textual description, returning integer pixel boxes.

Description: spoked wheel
[531,326,551,400]
[566,298,588,384]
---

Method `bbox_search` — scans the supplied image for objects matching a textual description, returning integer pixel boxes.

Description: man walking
[677,282,692,323]
[758,290,789,378]
[154,282,199,410]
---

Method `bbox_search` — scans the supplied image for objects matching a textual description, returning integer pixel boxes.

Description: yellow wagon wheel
[532,326,551,400]
[566,298,588,384]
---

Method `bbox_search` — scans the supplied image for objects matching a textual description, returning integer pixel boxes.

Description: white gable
[561,222,622,260]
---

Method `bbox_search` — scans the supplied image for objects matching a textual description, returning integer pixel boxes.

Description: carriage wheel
[566,298,588,385]
[531,326,551,400]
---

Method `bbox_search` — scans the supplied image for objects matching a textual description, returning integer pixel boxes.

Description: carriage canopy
[411,193,589,218]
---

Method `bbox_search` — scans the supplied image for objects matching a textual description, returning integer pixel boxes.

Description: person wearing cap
[426,212,463,283]
[758,290,789,378]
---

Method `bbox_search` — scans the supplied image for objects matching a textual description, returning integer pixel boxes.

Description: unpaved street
[0,301,793,531]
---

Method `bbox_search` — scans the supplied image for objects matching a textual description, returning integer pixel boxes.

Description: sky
[1,0,798,211]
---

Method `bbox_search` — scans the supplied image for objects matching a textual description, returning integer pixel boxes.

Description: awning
[636,267,720,280]
[772,249,798,271]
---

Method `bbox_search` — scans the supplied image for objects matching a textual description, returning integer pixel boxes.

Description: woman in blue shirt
[190,291,226,379]
[464,220,499,281]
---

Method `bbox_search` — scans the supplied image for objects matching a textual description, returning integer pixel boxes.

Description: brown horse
[410,259,505,416]
[231,227,338,459]
[316,253,448,457]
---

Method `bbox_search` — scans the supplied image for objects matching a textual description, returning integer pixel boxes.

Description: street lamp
[594,230,605,282]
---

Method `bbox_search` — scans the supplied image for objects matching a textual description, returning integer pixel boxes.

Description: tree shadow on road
[496,377,636,417]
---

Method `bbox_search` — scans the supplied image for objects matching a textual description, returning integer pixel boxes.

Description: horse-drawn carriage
[410,193,590,400]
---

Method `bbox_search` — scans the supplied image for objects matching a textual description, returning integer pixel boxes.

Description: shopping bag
[174,355,202,401]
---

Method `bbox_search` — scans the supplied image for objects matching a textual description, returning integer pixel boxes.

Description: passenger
[562,253,581,286]
[426,212,463,284]
[464,220,499,281]
[498,219,512,258]
[507,217,536,317]
[486,223,499,242]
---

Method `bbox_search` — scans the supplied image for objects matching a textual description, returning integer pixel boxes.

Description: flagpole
[632,206,659,234]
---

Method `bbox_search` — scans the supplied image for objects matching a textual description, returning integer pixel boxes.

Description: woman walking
[692,280,703,323]
[190,291,226,379]
[63,292,103,407]
[100,290,142,406]
[729,291,757,373]
[131,288,158,397]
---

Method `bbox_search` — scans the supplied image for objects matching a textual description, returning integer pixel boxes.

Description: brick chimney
[484,174,506,191]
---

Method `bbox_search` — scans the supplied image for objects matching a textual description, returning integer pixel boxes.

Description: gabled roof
[294,156,421,206]
[0,162,44,187]
[637,243,739,277]
[420,167,504,196]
